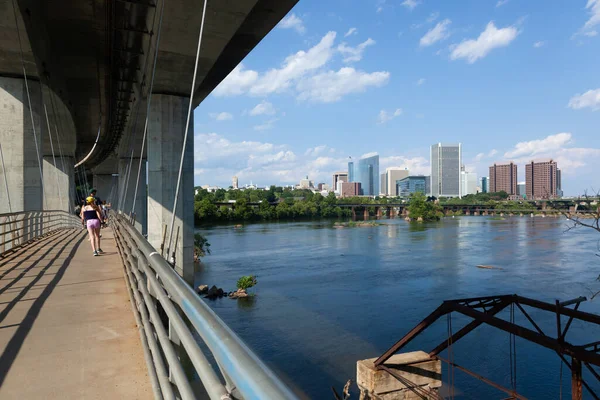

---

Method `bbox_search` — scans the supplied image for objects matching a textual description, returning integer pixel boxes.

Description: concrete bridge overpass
[1,0,297,281]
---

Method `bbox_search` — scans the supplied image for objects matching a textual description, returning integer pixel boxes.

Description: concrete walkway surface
[0,227,151,399]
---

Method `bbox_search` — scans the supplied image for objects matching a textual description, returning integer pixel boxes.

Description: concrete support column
[0,76,43,214]
[93,174,118,206]
[147,94,194,284]
[117,158,147,235]
[43,155,74,212]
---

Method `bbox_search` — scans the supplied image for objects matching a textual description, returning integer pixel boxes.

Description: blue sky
[193,0,600,195]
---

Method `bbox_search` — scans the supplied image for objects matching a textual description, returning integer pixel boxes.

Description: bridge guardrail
[0,210,81,256]
[110,212,299,400]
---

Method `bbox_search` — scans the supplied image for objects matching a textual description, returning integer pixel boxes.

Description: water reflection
[195,217,600,399]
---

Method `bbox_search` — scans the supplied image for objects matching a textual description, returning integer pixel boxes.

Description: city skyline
[192,1,600,195]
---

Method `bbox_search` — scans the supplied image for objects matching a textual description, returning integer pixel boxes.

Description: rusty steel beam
[515,302,546,336]
[572,358,582,400]
[374,303,450,367]
[451,303,600,367]
[515,296,600,325]
[429,300,510,357]
[435,356,527,400]
[562,302,582,341]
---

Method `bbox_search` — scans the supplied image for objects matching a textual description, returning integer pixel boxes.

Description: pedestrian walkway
[0,227,151,399]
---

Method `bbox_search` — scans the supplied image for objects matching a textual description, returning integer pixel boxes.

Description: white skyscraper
[431,143,462,198]
[461,170,478,196]
[232,176,238,189]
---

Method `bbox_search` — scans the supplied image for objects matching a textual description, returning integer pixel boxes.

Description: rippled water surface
[195,217,600,399]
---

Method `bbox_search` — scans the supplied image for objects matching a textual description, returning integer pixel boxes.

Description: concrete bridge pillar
[0,76,44,215]
[352,207,356,221]
[376,207,382,219]
[117,158,147,235]
[363,208,369,220]
[93,174,118,205]
[43,156,74,212]
[147,94,194,284]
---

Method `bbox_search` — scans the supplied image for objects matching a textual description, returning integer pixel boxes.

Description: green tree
[408,192,442,222]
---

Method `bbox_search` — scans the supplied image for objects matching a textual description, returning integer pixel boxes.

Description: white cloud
[250,32,336,95]
[450,22,519,63]
[194,133,348,186]
[377,108,403,124]
[416,78,426,85]
[304,145,330,157]
[401,0,420,10]
[578,0,600,37]
[380,156,430,175]
[427,12,440,23]
[533,41,545,48]
[212,64,258,96]
[212,31,389,103]
[209,112,233,121]
[496,0,509,7]
[503,133,572,158]
[361,152,379,159]
[249,101,276,116]
[338,38,376,63]
[278,13,305,34]
[474,149,498,162]
[297,67,390,103]
[344,27,357,37]
[254,118,278,131]
[420,19,452,47]
[568,88,600,111]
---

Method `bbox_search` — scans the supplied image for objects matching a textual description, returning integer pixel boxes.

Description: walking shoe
[93,250,99,256]
[98,248,104,253]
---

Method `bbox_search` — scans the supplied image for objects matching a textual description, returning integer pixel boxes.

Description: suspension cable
[131,0,166,217]
[42,102,63,209]
[47,81,74,213]
[166,0,208,260]
[0,143,13,214]
[12,0,46,209]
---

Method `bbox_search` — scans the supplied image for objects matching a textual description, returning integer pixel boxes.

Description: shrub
[237,275,257,291]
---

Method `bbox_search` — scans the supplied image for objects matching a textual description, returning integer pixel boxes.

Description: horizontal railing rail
[0,210,81,255]
[111,212,299,400]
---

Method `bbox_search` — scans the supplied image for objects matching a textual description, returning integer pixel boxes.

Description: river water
[195,217,600,399]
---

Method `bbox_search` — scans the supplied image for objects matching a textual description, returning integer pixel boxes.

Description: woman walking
[81,196,104,256]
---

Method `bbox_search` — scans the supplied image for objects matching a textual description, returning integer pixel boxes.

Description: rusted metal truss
[375,294,600,400]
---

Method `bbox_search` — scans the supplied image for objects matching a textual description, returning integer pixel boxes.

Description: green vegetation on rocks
[407,192,443,222]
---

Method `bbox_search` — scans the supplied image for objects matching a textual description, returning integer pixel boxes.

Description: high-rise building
[232,176,238,189]
[380,173,387,196]
[332,172,348,190]
[525,159,558,200]
[556,169,563,198]
[489,162,517,195]
[480,177,489,193]
[431,143,461,198]
[461,170,478,196]
[517,182,526,198]
[396,176,428,197]
[348,154,379,196]
[341,182,361,197]
[385,168,409,196]
[299,175,313,189]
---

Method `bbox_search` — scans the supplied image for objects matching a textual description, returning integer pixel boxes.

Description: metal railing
[0,210,81,255]
[111,212,299,400]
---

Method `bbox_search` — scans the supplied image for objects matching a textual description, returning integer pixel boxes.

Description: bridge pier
[147,94,194,284]
[364,208,369,221]
[376,207,382,219]
[0,77,44,215]
[43,156,74,212]
[118,157,147,235]
[352,207,356,221]
[93,173,118,205]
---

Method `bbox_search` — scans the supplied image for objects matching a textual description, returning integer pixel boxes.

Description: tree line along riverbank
[193,187,573,223]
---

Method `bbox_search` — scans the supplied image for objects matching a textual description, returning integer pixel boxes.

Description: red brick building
[525,159,558,200]
[489,162,518,195]
[341,182,361,197]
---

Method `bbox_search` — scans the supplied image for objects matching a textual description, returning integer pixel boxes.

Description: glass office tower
[347,155,379,196]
